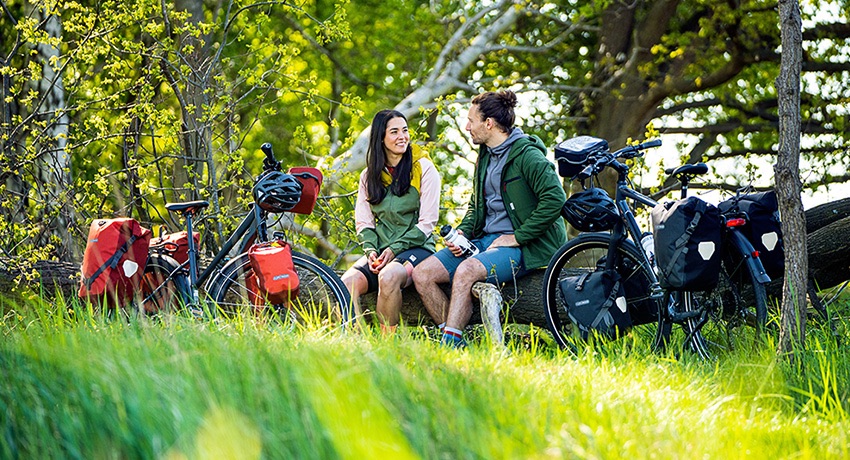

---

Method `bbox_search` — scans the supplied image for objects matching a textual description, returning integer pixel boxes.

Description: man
[412,90,567,347]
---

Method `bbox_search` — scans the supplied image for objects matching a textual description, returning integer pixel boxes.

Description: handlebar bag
[288,167,323,215]
[651,197,722,291]
[554,136,608,178]
[248,240,300,306]
[79,218,152,307]
[558,268,631,339]
[149,231,199,264]
[718,191,784,279]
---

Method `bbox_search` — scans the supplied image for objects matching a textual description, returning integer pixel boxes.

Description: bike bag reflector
[288,167,323,215]
[651,196,722,291]
[149,231,199,264]
[559,268,631,339]
[554,136,609,178]
[718,190,784,279]
[248,240,300,305]
[78,218,152,307]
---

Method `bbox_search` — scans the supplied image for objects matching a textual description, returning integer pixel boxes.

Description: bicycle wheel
[542,233,666,351]
[137,253,192,314]
[681,251,769,359]
[208,251,352,327]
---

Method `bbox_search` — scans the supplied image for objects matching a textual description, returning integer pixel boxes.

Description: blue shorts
[433,233,527,284]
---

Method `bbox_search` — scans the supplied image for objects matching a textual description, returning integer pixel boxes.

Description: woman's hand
[369,248,395,273]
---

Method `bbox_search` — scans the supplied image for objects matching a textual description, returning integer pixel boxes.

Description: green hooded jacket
[458,135,567,270]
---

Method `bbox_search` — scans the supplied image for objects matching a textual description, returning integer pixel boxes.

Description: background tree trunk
[34,8,76,259]
[775,0,807,356]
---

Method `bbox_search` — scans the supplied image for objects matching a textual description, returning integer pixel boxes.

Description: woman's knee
[341,269,367,294]
[378,264,407,291]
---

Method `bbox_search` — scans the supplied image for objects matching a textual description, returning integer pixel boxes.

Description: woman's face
[383,116,409,157]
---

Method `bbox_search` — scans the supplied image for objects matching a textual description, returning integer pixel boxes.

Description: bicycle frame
[182,204,268,290]
[603,159,664,298]
[722,222,771,285]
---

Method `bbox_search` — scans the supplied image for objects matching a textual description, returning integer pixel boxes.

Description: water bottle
[640,233,656,268]
[440,225,479,257]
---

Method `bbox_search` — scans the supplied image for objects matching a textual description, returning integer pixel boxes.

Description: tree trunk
[775,0,806,357]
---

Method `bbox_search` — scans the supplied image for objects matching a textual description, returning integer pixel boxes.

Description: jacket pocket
[503,175,535,223]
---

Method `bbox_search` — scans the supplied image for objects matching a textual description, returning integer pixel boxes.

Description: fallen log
[4,199,850,323]
[361,270,550,328]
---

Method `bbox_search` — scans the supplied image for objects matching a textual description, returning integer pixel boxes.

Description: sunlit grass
[1,295,848,459]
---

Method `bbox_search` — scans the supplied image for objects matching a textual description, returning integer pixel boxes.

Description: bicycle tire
[137,253,192,314]
[682,251,769,359]
[207,251,352,326]
[542,233,666,351]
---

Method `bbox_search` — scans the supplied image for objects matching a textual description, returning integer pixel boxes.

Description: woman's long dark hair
[365,110,413,205]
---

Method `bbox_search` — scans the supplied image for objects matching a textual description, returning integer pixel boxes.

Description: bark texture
[774,0,806,355]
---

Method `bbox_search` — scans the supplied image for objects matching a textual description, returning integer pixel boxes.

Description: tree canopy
[1,0,848,270]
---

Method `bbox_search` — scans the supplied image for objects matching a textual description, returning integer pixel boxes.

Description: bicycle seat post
[679,175,690,199]
[164,200,209,299]
[184,210,200,289]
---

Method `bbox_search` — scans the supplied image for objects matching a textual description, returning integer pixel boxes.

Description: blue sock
[441,326,465,348]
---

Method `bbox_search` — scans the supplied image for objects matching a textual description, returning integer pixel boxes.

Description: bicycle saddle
[665,163,708,177]
[166,200,210,215]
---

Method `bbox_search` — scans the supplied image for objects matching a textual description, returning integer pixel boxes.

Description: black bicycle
[140,143,352,326]
[542,136,769,359]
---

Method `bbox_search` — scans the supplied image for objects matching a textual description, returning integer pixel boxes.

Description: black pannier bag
[718,191,784,279]
[558,268,631,339]
[554,136,609,178]
[651,196,722,291]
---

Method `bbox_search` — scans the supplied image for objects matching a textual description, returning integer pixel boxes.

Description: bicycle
[139,143,352,326]
[542,136,770,359]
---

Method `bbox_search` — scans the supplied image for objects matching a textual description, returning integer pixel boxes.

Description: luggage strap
[83,234,139,289]
[590,279,622,328]
[661,200,706,280]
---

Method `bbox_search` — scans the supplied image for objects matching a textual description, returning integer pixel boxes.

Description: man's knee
[455,258,486,284]
[412,256,443,287]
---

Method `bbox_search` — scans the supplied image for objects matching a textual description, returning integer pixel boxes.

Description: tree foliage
[1,0,848,273]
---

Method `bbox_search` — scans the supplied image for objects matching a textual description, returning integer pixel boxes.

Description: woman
[341,110,441,333]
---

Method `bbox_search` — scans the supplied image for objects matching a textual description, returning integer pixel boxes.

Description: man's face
[465,104,489,146]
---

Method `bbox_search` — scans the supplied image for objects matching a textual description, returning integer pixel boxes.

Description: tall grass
[1,296,848,459]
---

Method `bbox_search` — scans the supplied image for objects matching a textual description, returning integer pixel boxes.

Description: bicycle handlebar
[575,138,662,180]
[260,143,282,172]
[612,138,663,159]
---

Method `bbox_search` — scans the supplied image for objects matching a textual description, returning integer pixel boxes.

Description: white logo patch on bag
[698,241,716,260]
[122,260,139,277]
[615,296,628,313]
[762,232,779,251]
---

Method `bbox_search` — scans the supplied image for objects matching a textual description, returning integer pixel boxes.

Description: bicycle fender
[727,230,771,284]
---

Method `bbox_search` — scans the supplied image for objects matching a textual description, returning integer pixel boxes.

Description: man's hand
[447,229,467,257]
[487,234,519,249]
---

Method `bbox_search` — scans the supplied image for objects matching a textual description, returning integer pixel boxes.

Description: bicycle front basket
[554,136,609,178]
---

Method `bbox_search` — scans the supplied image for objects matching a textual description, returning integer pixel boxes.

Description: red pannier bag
[288,167,323,215]
[78,218,152,307]
[149,231,200,264]
[248,240,300,306]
